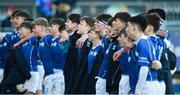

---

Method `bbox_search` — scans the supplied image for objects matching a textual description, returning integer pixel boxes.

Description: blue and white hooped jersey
[50,37,65,70]
[88,44,102,74]
[38,35,54,76]
[21,36,38,72]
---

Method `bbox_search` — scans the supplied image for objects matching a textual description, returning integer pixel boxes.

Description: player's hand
[76,34,88,48]
[13,43,19,49]
[151,60,162,69]
[60,30,69,42]
[113,50,122,62]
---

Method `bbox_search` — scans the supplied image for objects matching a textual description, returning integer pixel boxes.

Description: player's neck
[92,39,101,47]
[136,31,144,40]
[71,26,78,33]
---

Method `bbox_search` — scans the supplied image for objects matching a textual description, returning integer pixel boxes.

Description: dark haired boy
[126,15,157,94]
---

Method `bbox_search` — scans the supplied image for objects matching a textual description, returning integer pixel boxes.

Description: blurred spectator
[36,0,52,21]
[1,6,15,32]
[52,0,78,19]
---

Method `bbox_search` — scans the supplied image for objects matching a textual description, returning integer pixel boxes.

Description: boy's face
[49,24,59,36]
[77,20,89,35]
[33,25,44,38]
[118,33,128,48]
[19,27,31,39]
[88,30,97,41]
[112,19,125,31]
[10,16,25,28]
[94,20,106,31]
[126,22,137,41]
[108,28,119,38]
[65,19,76,32]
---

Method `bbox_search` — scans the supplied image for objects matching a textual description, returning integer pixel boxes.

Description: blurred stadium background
[0,0,180,93]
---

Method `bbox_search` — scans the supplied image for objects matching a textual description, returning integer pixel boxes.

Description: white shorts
[44,70,65,94]
[141,80,160,95]
[0,68,3,83]
[159,80,166,95]
[24,71,40,93]
[37,65,45,90]
[95,77,108,95]
[119,74,130,94]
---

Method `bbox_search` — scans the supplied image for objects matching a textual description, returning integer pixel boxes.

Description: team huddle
[0,8,177,94]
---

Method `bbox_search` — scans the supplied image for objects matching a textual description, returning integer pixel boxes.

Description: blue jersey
[0,30,20,68]
[88,44,102,74]
[129,35,157,93]
[128,47,139,94]
[10,30,20,45]
[21,37,38,72]
[136,36,157,80]
[38,35,54,76]
[0,34,12,68]
[101,34,110,54]
[148,35,167,60]
[98,43,111,79]
[119,51,129,75]
[50,37,66,70]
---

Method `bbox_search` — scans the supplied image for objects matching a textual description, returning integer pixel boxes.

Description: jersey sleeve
[137,39,154,67]
[45,35,53,46]
[30,36,38,46]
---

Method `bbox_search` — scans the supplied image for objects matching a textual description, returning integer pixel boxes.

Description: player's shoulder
[29,36,38,46]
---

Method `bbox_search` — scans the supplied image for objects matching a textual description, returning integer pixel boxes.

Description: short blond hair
[32,17,49,27]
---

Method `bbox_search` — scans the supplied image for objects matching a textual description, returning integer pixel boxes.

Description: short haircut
[81,16,95,27]
[108,17,115,26]
[32,17,49,27]
[19,21,33,31]
[14,10,30,19]
[128,15,147,32]
[145,15,160,32]
[11,10,23,17]
[147,8,166,21]
[24,18,34,22]
[49,18,65,26]
[114,12,131,23]
[96,13,112,25]
[67,13,81,24]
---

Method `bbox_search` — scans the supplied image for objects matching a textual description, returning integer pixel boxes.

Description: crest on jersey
[3,42,7,47]
[39,42,45,47]
[23,42,28,46]
[86,42,91,47]
[135,51,139,56]
[112,45,117,50]
[51,42,57,46]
